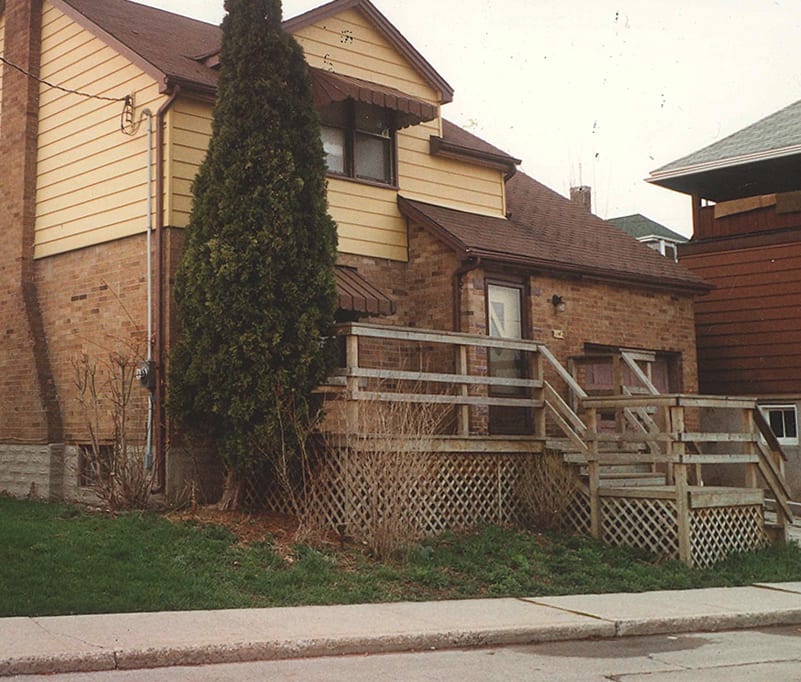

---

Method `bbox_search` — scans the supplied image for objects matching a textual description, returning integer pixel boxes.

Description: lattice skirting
[563,492,769,567]
[255,449,585,536]
[690,505,768,568]
[600,495,680,560]
[308,449,534,535]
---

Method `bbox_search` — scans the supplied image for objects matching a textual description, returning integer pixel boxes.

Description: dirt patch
[167,506,300,548]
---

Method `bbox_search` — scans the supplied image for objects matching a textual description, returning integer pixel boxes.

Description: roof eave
[648,143,801,191]
[164,76,217,99]
[53,0,171,94]
[430,135,520,175]
[471,249,711,295]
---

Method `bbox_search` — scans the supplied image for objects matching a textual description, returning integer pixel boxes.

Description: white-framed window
[320,100,396,185]
[760,404,798,445]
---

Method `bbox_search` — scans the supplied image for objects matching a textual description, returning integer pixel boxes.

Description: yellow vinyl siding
[292,9,438,103]
[34,1,165,258]
[165,96,214,227]
[292,9,507,260]
[326,178,407,260]
[397,120,505,214]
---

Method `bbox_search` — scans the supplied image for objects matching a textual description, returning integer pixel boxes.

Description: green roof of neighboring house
[647,98,801,201]
[607,214,687,243]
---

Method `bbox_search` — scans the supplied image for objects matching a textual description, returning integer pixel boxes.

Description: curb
[5,589,801,677]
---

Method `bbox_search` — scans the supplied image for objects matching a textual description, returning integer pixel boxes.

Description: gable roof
[607,214,687,243]
[283,0,453,103]
[56,0,222,94]
[399,173,709,294]
[648,98,801,202]
[55,0,454,104]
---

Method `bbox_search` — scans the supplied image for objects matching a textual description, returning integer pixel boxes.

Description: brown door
[487,283,531,434]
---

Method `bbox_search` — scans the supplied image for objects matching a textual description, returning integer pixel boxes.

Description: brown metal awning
[335,266,396,316]
[310,67,437,129]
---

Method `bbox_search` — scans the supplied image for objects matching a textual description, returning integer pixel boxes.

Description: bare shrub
[517,449,579,531]
[305,393,449,559]
[73,351,154,509]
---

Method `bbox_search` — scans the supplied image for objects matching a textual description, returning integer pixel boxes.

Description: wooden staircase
[540,352,794,566]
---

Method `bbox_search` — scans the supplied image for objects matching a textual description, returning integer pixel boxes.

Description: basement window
[761,405,798,445]
[78,444,113,487]
[320,100,396,186]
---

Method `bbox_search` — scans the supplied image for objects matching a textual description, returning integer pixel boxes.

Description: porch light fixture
[551,294,566,312]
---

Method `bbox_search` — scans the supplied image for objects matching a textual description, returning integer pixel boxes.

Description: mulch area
[167,506,300,548]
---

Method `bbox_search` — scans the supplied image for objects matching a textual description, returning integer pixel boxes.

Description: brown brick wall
[526,274,699,394]
[0,0,63,444]
[339,228,699,434]
[35,234,152,443]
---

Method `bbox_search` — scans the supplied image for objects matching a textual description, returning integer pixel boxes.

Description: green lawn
[2,496,800,617]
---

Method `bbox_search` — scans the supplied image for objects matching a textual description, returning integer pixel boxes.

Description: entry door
[487,283,531,434]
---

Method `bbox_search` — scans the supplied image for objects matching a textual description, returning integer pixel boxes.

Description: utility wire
[0,54,126,102]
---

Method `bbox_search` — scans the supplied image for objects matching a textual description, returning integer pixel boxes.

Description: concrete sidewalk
[3,582,801,677]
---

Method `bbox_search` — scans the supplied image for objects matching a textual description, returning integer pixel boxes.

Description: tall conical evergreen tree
[169,0,337,507]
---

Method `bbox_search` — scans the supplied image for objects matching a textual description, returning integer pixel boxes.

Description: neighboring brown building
[0,0,707,503]
[649,98,801,495]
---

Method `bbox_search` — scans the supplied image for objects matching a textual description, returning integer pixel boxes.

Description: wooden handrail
[620,351,660,395]
[334,321,545,353]
[538,345,588,399]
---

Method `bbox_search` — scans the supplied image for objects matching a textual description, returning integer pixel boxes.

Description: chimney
[570,185,592,213]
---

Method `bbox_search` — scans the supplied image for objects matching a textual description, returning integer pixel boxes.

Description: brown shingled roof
[432,120,521,175]
[57,0,222,94]
[56,0,454,105]
[398,173,709,294]
[504,172,708,291]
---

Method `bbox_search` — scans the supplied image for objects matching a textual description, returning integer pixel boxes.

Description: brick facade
[0,0,700,502]
[0,0,63,446]
[340,225,699,436]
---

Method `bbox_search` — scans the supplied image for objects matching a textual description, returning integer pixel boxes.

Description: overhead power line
[0,54,126,102]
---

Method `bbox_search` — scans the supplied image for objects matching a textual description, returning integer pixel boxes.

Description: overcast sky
[141,0,801,237]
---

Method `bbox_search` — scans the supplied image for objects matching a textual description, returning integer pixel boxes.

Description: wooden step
[594,472,667,488]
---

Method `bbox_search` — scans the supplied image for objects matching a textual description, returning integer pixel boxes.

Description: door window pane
[487,284,524,396]
[487,284,522,338]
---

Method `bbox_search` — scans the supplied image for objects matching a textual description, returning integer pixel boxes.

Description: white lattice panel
[601,496,680,559]
[690,505,768,568]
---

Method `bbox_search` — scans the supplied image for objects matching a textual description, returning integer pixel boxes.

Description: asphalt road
[11,624,801,681]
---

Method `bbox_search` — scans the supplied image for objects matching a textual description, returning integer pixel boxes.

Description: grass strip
[2,497,800,617]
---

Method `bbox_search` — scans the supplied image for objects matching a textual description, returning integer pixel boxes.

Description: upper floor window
[320,100,396,186]
[761,404,798,445]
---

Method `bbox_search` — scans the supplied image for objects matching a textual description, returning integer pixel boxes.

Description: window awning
[310,67,437,129]
[335,266,396,316]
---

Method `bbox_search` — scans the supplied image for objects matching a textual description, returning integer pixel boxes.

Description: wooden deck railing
[322,323,793,565]
[580,394,793,558]
[329,322,586,441]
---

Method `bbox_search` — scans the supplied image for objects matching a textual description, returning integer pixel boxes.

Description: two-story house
[649,97,801,496]
[0,0,708,505]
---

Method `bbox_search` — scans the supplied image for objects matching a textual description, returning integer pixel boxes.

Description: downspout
[452,256,481,332]
[142,108,155,471]
[151,85,181,494]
